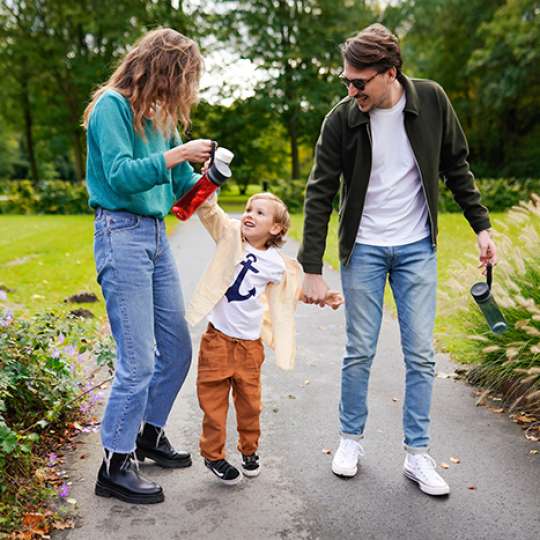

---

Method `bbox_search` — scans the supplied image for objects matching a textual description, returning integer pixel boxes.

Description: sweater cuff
[154,153,171,185]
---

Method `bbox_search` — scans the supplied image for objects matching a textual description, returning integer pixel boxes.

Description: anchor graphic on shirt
[225,253,259,302]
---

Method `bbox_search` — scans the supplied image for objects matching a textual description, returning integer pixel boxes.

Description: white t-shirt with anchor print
[208,243,286,340]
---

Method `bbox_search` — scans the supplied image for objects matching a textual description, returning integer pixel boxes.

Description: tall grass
[443,195,540,413]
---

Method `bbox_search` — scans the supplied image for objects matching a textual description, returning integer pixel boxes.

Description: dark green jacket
[298,74,491,274]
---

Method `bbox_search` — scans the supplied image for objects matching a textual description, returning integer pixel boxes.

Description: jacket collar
[347,73,420,128]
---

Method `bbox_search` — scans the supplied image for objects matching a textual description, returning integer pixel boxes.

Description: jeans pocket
[108,212,140,232]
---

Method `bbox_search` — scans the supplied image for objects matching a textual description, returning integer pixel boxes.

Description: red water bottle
[172,144,234,221]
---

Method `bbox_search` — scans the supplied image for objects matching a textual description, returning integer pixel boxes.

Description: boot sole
[403,470,450,496]
[135,448,192,469]
[95,481,164,504]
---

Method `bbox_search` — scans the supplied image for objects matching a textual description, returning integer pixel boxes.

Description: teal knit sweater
[86,89,199,218]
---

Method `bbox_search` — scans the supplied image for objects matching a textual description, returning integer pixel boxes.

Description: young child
[186,193,342,485]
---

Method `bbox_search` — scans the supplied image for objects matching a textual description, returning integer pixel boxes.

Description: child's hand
[323,291,344,310]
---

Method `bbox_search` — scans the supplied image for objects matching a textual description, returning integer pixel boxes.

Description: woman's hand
[165,139,214,168]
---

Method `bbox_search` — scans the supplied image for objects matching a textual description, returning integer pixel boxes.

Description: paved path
[58,216,539,540]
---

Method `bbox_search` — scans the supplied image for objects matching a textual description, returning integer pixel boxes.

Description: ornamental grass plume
[447,194,540,413]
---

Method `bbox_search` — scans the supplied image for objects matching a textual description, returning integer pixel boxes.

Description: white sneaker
[331,437,364,477]
[403,453,450,496]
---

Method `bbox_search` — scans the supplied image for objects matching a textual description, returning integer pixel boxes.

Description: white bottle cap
[215,147,234,165]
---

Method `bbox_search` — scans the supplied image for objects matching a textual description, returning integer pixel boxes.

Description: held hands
[301,273,343,309]
[477,229,497,273]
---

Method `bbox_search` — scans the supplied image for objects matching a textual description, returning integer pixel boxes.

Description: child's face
[241,198,282,247]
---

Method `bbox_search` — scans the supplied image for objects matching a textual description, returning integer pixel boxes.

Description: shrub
[0,179,91,215]
[0,298,114,534]
[439,178,540,213]
[442,194,540,412]
[270,178,307,213]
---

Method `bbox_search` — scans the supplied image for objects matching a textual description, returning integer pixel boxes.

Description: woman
[83,28,212,504]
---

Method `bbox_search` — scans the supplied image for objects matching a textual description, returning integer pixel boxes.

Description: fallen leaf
[288,394,296,400]
[53,519,75,530]
[440,462,449,469]
[467,485,477,491]
[272,408,279,413]
[66,498,77,505]
[23,513,46,529]
[490,407,505,414]
[450,457,461,464]
[513,414,536,424]
[322,448,332,455]
[475,389,491,407]
[529,449,539,455]
[392,397,399,402]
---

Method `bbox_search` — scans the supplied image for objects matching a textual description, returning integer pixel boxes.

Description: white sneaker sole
[242,466,260,477]
[332,461,358,477]
[403,469,450,496]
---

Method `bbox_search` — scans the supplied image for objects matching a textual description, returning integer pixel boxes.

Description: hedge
[1,177,539,215]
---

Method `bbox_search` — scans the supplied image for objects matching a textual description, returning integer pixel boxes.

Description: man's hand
[302,273,329,307]
[477,229,497,270]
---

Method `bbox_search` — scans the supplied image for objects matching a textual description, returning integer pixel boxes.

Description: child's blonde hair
[245,192,290,248]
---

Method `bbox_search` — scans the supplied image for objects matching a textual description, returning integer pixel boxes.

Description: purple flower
[0,309,13,327]
[0,290,7,301]
[58,333,65,345]
[58,483,70,498]
[47,452,58,467]
[64,345,76,357]
[51,347,61,359]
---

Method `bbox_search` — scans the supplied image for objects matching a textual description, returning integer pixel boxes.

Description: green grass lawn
[0,215,179,318]
[1,210,507,364]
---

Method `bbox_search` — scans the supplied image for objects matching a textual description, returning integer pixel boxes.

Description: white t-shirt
[356,92,430,246]
[209,244,286,340]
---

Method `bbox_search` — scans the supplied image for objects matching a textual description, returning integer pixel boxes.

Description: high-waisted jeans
[94,208,192,453]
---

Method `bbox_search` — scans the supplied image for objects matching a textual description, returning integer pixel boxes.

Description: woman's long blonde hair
[82,28,203,137]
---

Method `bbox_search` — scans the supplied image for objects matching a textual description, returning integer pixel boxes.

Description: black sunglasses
[339,72,380,91]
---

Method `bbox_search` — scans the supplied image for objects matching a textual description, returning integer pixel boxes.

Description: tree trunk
[20,76,39,183]
[288,114,300,180]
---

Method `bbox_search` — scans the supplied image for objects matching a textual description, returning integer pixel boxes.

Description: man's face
[342,62,396,112]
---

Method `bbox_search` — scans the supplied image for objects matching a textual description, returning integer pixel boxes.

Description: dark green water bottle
[470,264,508,334]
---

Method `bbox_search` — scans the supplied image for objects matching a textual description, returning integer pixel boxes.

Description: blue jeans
[340,237,436,452]
[94,208,192,453]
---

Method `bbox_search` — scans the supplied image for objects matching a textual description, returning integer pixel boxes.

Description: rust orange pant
[197,324,264,461]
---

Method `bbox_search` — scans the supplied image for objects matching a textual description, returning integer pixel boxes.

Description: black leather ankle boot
[136,423,192,468]
[95,451,164,504]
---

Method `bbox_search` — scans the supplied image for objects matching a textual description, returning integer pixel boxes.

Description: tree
[211,0,375,180]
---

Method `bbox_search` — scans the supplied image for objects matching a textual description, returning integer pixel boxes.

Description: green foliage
[394,0,540,178]
[0,307,111,490]
[0,179,90,214]
[441,196,540,411]
[0,300,114,534]
[270,178,307,213]
[439,178,540,212]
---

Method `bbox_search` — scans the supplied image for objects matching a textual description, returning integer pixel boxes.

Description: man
[298,23,496,496]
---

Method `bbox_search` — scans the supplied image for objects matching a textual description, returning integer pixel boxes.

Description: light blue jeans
[94,208,192,453]
[340,236,436,452]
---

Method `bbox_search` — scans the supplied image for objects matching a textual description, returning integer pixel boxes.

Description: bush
[0,298,114,534]
[0,179,91,215]
[270,178,307,213]
[439,178,540,213]
[442,194,540,412]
